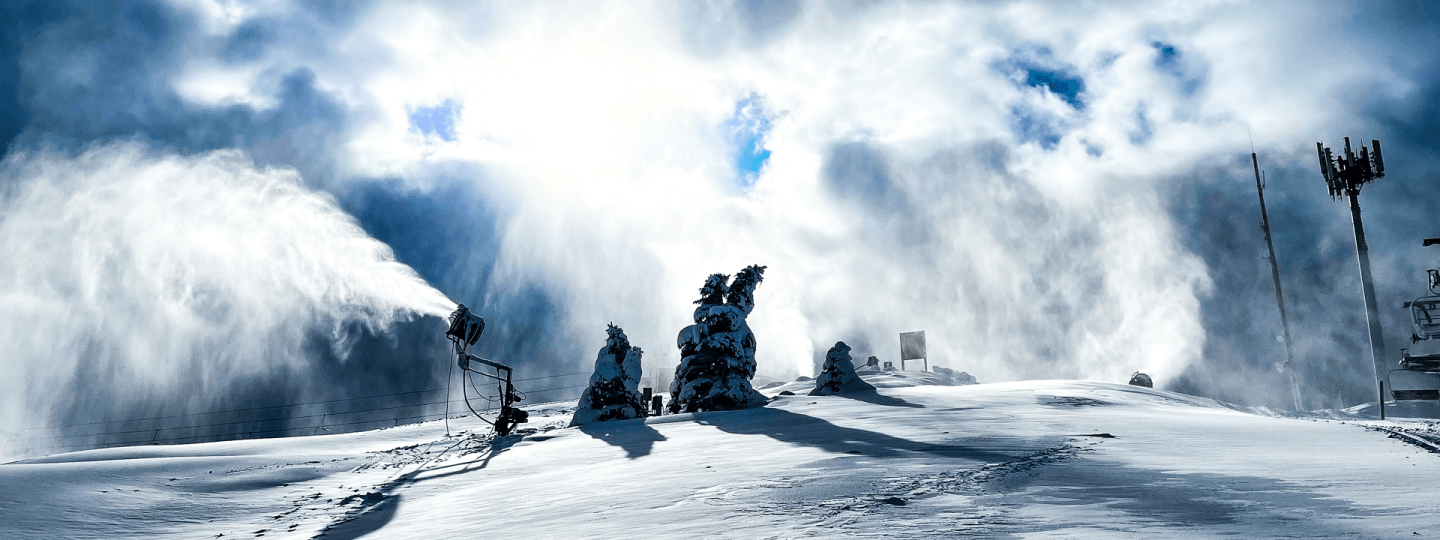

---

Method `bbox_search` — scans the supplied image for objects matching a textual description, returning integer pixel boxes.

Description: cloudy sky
[2,0,1438,454]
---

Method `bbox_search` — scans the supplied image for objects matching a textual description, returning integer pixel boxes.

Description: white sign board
[900,331,926,360]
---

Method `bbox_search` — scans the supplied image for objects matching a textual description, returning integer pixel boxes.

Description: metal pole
[1347,190,1388,406]
[1379,381,1386,420]
[1253,155,1304,410]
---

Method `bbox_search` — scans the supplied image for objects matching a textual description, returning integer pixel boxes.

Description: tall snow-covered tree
[570,324,646,426]
[811,341,876,395]
[669,265,768,413]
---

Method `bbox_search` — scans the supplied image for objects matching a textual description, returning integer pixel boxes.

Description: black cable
[22,371,588,433]
[23,396,479,442]
[21,387,454,432]
[15,401,510,453]
[13,391,599,453]
[445,337,456,436]
[513,371,589,383]
[24,382,592,444]
[468,370,498,402]
[521,383,590,394]
[461,368,494,426]
[18,358,595,449]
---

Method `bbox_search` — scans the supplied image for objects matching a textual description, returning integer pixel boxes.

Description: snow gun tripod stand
[447,304,529,436]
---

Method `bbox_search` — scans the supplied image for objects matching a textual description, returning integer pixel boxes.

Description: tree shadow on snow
[696,407,1029,461]
[579,419,667,459]
[317,493,401,540]
[989,464,1376,536]
[387,433,521,487]
[316,431,529,537]
[830,390,925,408]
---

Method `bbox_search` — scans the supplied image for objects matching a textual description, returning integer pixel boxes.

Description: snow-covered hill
[3,377,1438,539]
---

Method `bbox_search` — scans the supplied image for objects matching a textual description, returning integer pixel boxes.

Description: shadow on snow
[579,419,667,459]
[695,406,1028,461]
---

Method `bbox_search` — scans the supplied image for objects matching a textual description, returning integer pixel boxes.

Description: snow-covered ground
[3,376,1439,539]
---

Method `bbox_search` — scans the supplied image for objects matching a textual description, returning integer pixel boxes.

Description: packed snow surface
[4,378,1439,538]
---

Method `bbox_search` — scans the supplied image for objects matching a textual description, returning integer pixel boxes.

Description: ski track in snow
[3,381,1440,539]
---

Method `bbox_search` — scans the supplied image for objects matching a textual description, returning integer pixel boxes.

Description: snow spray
[0,143,455,459]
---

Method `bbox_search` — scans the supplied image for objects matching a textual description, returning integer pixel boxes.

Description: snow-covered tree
[570,324,646,426]
[669,265,768,413]
[810,341,876,395]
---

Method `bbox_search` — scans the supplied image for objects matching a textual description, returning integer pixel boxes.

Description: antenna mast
[1252,153,1302,410]
[1316,137,1388,408]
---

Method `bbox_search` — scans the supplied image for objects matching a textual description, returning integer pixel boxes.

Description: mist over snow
[2,1,1440,458]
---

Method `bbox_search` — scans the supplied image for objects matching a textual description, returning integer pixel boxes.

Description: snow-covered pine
[669,265,768,413]
[570,324,647,426]
[810,341,876,395]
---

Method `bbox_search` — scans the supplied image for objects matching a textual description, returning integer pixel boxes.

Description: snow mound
[860,369,976,388]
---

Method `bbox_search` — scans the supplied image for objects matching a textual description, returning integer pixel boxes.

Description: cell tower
[1316,137,1387,406]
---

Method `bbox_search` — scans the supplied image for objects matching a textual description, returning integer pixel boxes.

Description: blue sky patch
[409,99,459,142]
[1154,42,1180,69]
[1152,41,1204,97]
[1024,67,1085,109]
[996,49,1085,150]
[995,48,1086,110]
[724,94,771,187]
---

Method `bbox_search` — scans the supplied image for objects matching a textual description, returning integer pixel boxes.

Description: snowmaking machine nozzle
[446,303,485,349]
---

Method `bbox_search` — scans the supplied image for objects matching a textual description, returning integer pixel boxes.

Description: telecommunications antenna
[1316,137,1388,410]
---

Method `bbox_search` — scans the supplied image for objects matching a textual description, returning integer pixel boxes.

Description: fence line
[9,379,592,454]
[20,371,591,432]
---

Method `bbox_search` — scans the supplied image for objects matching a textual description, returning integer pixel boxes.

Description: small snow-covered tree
[669,265,768,413]
[810,341,876,395]
[570,324,646,426]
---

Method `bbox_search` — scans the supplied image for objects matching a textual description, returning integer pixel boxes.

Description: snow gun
[447,303,528,435]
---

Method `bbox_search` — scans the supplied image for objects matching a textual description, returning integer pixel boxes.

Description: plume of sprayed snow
[0,143,454,458]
